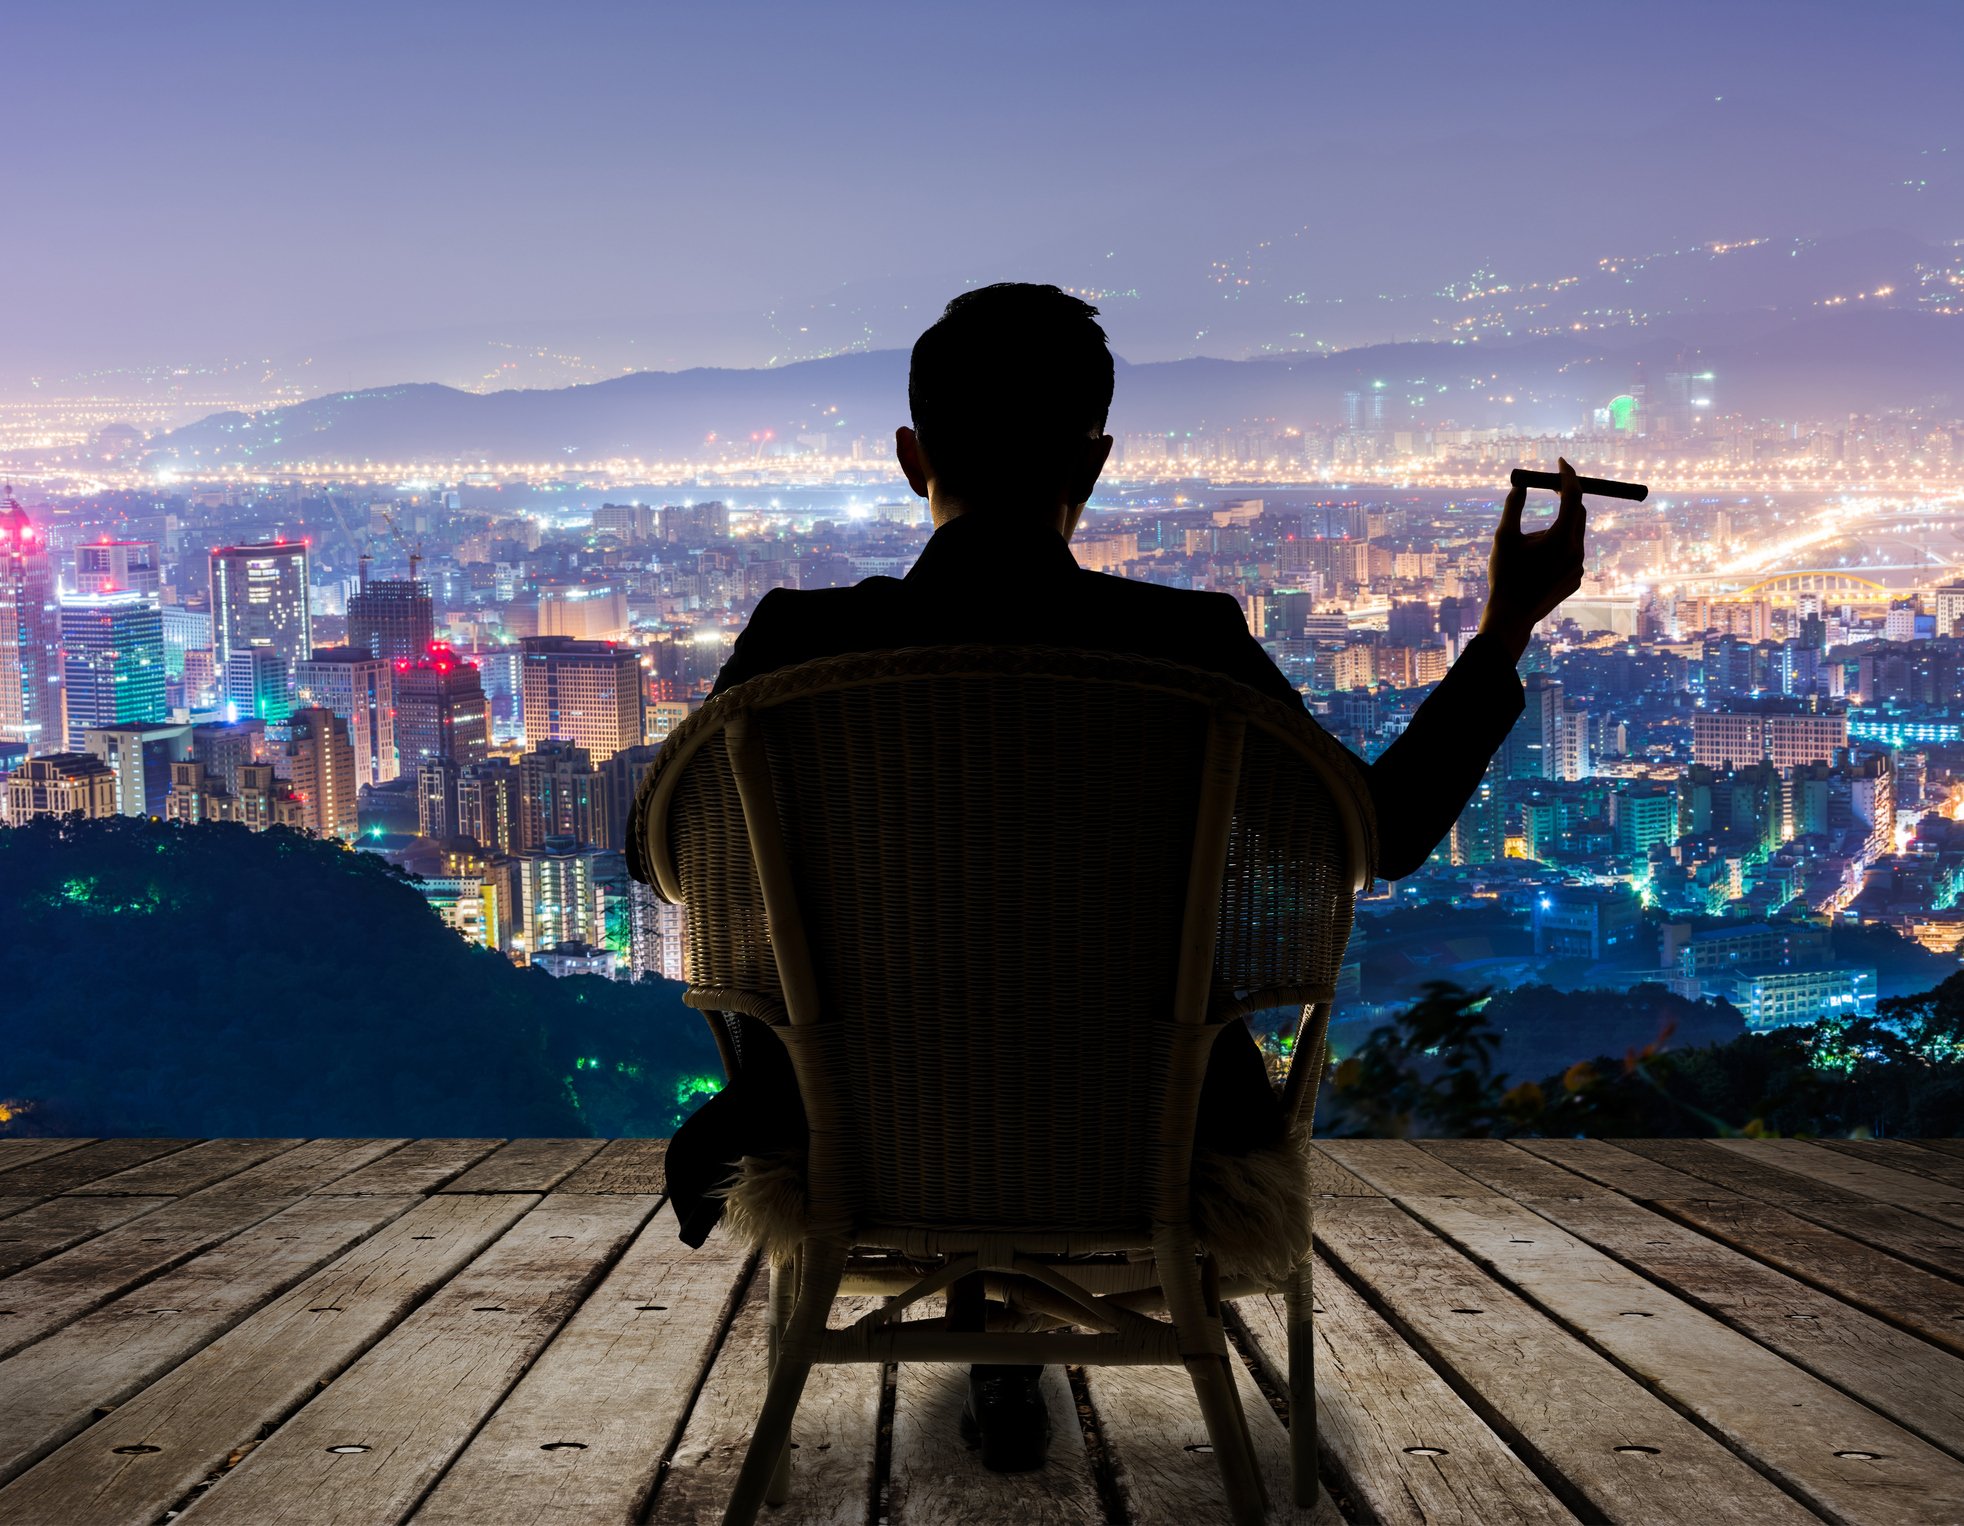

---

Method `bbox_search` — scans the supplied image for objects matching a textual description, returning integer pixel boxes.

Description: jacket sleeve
[1218,606,1523,881]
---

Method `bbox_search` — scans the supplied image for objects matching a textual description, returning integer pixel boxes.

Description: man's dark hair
[908,283,1114,508]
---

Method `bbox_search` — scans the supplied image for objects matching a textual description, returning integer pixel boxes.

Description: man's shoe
[959,1365,1052,1472]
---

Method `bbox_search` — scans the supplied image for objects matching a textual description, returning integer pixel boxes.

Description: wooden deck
[1,1138,1963,1524]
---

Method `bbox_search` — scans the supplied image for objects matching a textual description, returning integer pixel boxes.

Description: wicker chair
[636,646,1375,1525]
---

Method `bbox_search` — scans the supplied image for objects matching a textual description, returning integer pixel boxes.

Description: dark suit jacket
[643,509,1526,1245]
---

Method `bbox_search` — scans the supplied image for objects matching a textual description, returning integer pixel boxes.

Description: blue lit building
[59,591,166,748]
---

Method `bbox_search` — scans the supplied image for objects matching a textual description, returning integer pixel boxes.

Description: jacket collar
[904,510,1081,587]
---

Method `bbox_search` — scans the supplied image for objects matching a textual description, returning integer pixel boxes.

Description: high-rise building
[0,491,61,753]
[59,591,167,747]
[75,540,161,597]
[514,835,606,960]
[210,541,311,678]
[519,637,644,760]
[394,642,489,771]
[80,722,193,817]
[225,646,293,724]
[166,758,303,831]
[285,706,359,839]
[518,741,609,849]
[457,756,522,852]
[295,646,396,784]
[4,751,117,824]
[346,577,434,663]
[418,757,461,839]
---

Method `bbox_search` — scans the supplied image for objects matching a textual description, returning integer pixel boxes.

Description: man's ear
[1066,434,1115,510]
[896,426,930,498]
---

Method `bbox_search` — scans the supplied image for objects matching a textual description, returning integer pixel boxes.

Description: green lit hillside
[0,817,722,1139]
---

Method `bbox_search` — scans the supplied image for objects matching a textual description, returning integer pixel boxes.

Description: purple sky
[5,0,1958,393]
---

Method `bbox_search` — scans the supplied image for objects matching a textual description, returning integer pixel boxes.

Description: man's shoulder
[1075,569,1248,625]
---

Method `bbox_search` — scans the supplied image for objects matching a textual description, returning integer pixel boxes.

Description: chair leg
[1158,1235,1267,1524]
[723,1240,847,1526]
[1183,1353,1269,1526]
[765,1253,799,1507]
[1286,1257,1317,1508]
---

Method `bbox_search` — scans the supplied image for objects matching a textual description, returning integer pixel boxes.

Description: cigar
[1510,469,1647,501]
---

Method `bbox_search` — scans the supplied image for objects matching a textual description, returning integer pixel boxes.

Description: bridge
[1667,569,1933,609]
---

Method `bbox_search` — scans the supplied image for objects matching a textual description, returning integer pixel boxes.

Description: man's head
[899,283,1115,535]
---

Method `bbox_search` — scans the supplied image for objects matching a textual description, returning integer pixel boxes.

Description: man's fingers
[1552,457,1586,550]
[1498,481,1525,539]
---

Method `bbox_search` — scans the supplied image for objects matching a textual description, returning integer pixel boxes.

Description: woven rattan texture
[646,647,1372,1235]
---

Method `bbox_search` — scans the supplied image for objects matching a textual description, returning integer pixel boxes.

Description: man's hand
[1479,456,1587,661]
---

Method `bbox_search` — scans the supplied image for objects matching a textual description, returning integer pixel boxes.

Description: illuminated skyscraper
[295,646,396,784]
[210,540,311,680]
[519,636,644,761]
[285,706,359,839]
[514,835,604,960]
[59,591,167,748]
[80,721,193,817]
[76,539,161,597]
[346,577,434,663]
[225,646,293,724]
[394,642,489,771]
[0,490,61,753]
[457,756,522,852]
[4,751,117,824]
[518,740,609,849]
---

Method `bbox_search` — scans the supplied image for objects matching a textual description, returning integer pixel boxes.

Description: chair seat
[719,1116,1314,1284]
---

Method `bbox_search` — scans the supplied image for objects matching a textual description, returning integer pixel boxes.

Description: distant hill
[150,308,1964,471]
[0,817,721,1139]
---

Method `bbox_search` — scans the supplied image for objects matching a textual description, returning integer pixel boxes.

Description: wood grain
[70,1139,303,1196]
[552,1137,668,1195]
[1345,1144,1964,1525]
[308,1139,503,1196]
[1811,1138,1964,1191]
[197,1138,408,1198]
[649,1279,883,1524]
[0,1193,537,1526]
[0,1140,94,1173]
[1315,1195,1817,1525]
[409,1204,749,1525]
[1714,1139,1964,1230]
[0,1192,300,1359]
[173,1194,659,1525]
[1426,1140,1964,1458]
[440,1139,607,1194]
[1234,1256,1575,1525]
[0,1139,197,1197]
[0,1193,418,1487]
[0,1195,172,1278]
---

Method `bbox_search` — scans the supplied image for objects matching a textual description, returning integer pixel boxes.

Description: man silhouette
[632,281,1586,1469]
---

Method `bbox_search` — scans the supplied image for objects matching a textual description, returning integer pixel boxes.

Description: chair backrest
[639,646,1374,1242]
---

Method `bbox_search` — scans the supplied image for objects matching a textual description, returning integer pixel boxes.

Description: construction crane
[374,506,423,584]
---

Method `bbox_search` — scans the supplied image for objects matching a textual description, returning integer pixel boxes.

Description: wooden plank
[552,1137,668,1194]
[1314,1195,1819,1525]
[410,1204,750,1525]
[0,1194,420,1487]
[1082,1340,1343,1524]
[0,1140,94,1173]
[1913,1138,1964,1162]
[71,1139,304,1196]
[0,1196,172,1278]
[885,1291,1105,1526]
[168,1193,658,1526]
[1812,1138,1964,1191]
[0,1192,302,1360]
[648,1280,883,1524]
[0,1192,537,1526]
[0,1139,198,1197]
[1332,1142,1964,1525]
[1520,1139,1964,1355]
[309,1140,503,1196]
[438,1139,605,1194]
[1425,1140,1964,1460]
[0,1201,39,1224]
[1715,1139,1964,1230]
[1234,1258,1575,1526]
[1616,1138,1964,1278]
[198,1138,409,1198]
[1306,1143,1382,1198]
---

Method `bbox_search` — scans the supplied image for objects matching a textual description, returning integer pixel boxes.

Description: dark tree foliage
[0,816,721,1139]
[1313,979,1964,1139]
